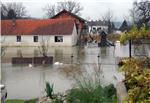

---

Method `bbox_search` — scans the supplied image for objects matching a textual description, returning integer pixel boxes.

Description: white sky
[1,0,143,21]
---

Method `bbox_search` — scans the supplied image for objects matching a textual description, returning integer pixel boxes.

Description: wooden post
[129,39,132,58]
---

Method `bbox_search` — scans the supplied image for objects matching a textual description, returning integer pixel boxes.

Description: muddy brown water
[1,43,150,99]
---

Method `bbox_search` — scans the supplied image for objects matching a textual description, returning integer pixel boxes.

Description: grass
[6,98,37,103]
[6,100,25,103]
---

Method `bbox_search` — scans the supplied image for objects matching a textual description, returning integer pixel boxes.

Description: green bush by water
[67,84,117,103]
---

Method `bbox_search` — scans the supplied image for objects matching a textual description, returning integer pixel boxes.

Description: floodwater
[1,42,150,99]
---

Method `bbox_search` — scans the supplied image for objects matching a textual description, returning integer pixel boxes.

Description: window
[33,36,38,42]
[16,36,21,42]
[55,36,63,42]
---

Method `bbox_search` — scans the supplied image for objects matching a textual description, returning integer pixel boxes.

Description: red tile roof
[1,19,75,35]
[51,9,85,22]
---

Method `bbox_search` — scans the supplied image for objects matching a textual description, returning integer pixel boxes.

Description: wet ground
[1,42,150,99]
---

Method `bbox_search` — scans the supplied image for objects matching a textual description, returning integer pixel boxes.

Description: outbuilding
[51,9,86,34]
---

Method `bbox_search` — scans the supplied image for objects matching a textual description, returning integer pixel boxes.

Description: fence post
[129,39,132,58]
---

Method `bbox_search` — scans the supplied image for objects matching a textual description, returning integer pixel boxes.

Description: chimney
[12,18,16,27]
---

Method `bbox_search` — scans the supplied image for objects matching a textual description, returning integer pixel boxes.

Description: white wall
[48,35,72,46]
[88,25,108,34]
[1,35,40,46]
[1,35,74,47]
[71,23,78,45]
[1,24,78,47]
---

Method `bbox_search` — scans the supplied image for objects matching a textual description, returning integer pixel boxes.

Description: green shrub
[67,84,117,103]
[119,58,150,102]
[103,84,116,97]
[24,98,37,103]
[52,98,63,103]
[120,24,150,43]
[45,82,54,99]
[66,63,117,103]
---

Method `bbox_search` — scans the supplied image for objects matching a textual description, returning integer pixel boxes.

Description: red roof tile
[51,9,85,22]
[1,19,75,35]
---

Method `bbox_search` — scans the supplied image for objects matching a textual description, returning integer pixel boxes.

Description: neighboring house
[1,19,78,46]
[51,9,86,34]
[87,20,108,35]
[119,20,129,32]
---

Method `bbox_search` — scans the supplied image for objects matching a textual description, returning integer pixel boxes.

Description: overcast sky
[2,0,142,22]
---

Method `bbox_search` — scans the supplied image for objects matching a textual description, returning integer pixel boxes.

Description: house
[1,19,78,46]
[87,20,108,35]
[119,20,129,32]
[51,9,86,34]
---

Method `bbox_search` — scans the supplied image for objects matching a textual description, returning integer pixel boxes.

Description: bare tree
[57,1,83,15]
[102,9,114,22]
[1,36,7,57]
[44,1,83,18]
[38,37,49,57]
[130,0,150,27]
[129,6,139,24]
[44,4,56,18]
[101,9,115,33]
[1,2,27,19]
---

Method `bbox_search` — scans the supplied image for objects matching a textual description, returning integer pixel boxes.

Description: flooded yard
[1,43,150,99]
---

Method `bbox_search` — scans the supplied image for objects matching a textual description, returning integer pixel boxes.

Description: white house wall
[71,23,78,45]
[88,25,108,34]
[47,35,72,46]
[2,35,73,47]
[1,23,78,47]
[2,35,40,46]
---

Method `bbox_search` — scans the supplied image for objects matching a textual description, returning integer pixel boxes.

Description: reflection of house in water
[100,47,107,58]
[52,47,80,64]
[2,46,84,64]
[54,49,63,62]
[34,49,39,57]
[134,45,148,56]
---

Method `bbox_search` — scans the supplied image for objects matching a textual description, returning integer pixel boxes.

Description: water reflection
[34,49,39,57]
[1,44,150,99]
[100,47,107,58]
[133,44,148,56]
[55,48,63,62]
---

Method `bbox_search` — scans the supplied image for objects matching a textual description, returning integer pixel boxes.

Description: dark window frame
[33,36,38,42]
[16,36,21,42]
[55,36,63,42]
